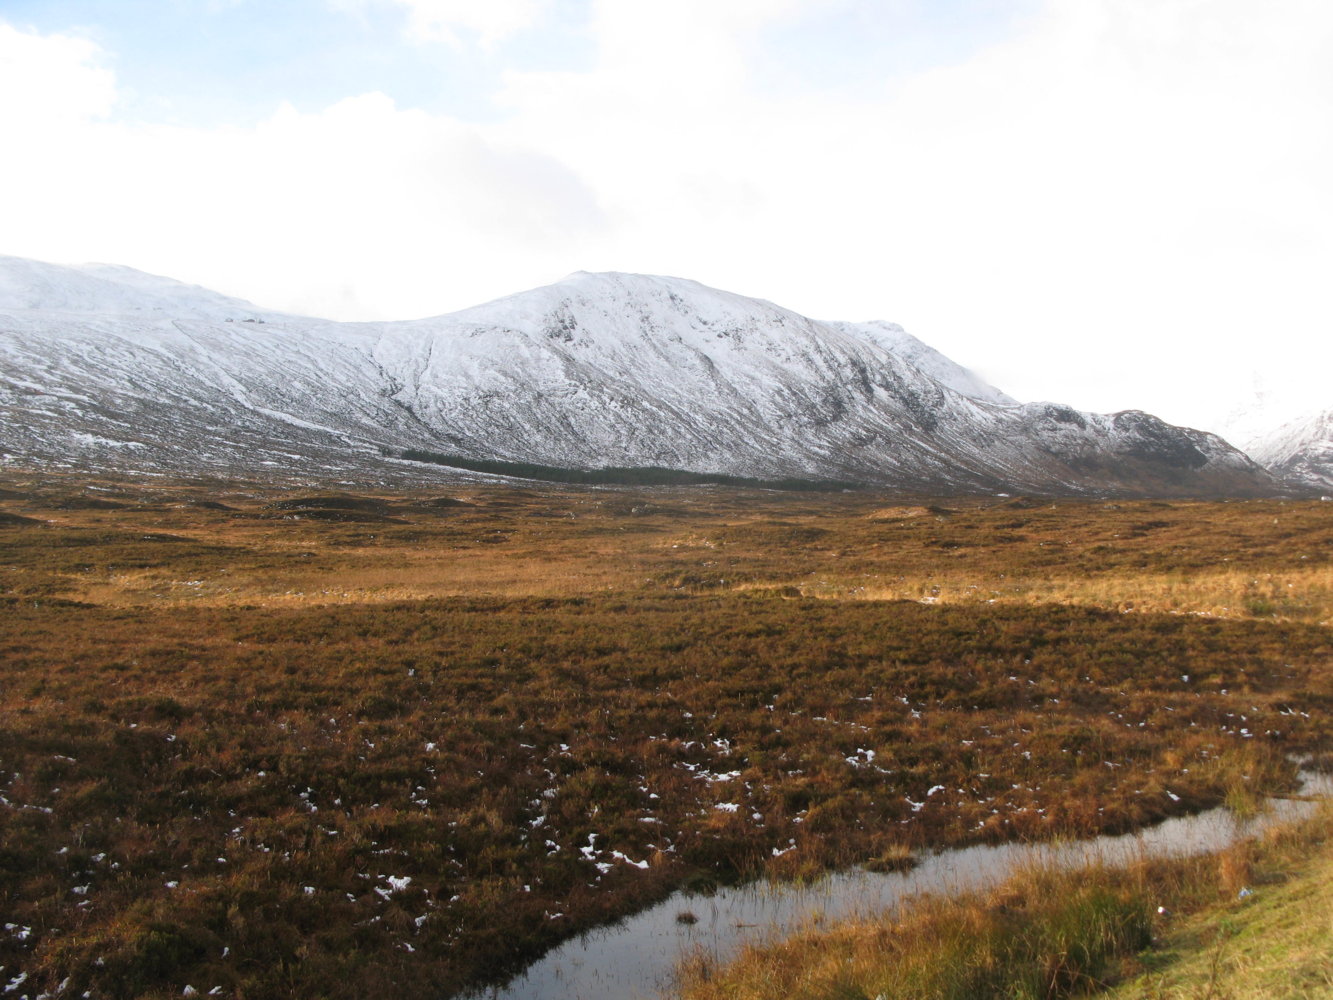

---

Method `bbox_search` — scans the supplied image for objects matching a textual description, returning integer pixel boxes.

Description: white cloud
[0,23,115,129]
[0,24,606,320]
[1,2,1330,431]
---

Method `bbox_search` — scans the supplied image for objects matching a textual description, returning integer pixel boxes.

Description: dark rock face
[1111,412,1208,469]
[1035,404,1087,430]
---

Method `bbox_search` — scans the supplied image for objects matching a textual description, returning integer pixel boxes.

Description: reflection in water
[475,772,1330,1000]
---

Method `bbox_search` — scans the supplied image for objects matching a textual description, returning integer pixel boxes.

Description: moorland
[0,474,1329,999]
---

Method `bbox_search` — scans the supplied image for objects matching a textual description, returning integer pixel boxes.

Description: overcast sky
[1,0,1329,437]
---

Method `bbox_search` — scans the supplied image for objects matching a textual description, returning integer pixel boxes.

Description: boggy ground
[0,474,1330,999]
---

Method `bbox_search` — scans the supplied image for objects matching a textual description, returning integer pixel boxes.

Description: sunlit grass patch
[803,567,1333,625]
[1106,804,1333,1000]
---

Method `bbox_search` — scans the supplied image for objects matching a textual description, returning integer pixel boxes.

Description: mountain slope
[1246,409,1333,492]
[0,256,273,321]
[0,257,1277,496]
[826,319,1016,407]
[1203,383,1330,492]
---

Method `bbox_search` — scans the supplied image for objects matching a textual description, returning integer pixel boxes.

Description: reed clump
[675,864,1154,1000]
[677,805,1333,1000]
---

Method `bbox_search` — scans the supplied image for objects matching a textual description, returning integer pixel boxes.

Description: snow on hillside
[828,320,1016,408]
[0,257,1278,496]
[0,254,274,321]
[1247,408,1333,491]
[1198,373,1329,491]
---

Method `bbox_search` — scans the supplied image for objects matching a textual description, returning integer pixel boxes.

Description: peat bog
[0,475,1329,998]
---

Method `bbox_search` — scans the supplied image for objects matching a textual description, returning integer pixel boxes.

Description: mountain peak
[0,254,1280,496]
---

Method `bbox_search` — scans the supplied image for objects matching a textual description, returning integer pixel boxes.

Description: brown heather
[0,474,1329,998]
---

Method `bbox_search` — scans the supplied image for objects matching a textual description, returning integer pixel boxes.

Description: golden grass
[675,861,1155,1000]
[773,566,1333,625]
[675,805,1333,1000]
[0,474,1328,999]
[4,481,1330,621]
[1106,804,1333,1000]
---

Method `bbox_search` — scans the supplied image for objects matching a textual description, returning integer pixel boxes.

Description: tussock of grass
[677,865,1153,1000]
[675,807,1333,1000]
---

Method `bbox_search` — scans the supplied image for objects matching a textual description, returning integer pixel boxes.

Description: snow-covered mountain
[1203,378,1330,492]
[1245,409,1333,492]
[0,256,1279,495]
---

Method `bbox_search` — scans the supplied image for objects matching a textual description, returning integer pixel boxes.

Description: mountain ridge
[0,256,1285,496]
